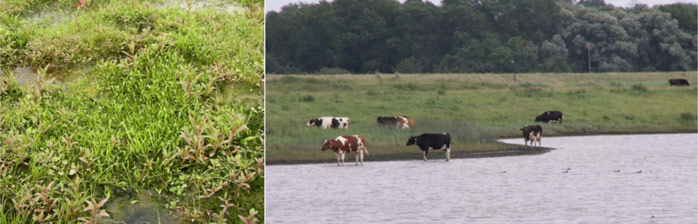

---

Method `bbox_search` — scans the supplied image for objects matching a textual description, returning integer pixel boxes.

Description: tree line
[266,0,697,74]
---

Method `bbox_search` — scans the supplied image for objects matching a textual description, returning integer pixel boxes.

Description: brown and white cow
[520,125,542,147]
[396,116,416,130]
[378,116,415,130]
[321,135,369,166]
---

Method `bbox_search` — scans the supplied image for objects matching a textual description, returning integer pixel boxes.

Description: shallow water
[266,133,697,223]
[11,66,82,87]
[157,0,244,13]
[13,67,36,87]
[106,193,180,224]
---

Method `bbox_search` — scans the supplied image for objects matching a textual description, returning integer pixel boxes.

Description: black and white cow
[669,79,690,86]
[406,133,451,162]
[307,117,350,129]
[520,125,542,147]
[535,111,563,123]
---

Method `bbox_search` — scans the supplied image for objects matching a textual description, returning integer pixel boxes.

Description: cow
[377,116,415,130]
[406,133,451,162]
[307,117,349,129]
[520,125,542,147]
[669,79,690,86]
[535,111,563,124]
[321,135,368,166]
[396,116,416,130]
[377,116,398,125]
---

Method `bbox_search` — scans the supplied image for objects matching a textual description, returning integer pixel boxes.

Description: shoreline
[266,146,552,165]
[266,131,696,165]
[495,129,697,139]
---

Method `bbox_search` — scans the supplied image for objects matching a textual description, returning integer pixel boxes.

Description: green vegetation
[266,0,697,74]
[658,3,698,35]
[267,73,697,164]
[1,0,263,223]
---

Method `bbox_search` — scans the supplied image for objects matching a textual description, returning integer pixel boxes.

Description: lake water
[266,133,697,223]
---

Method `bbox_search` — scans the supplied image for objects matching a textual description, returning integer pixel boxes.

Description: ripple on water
[267,134,698,223]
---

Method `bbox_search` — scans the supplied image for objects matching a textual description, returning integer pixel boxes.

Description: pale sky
[266,0,697,12]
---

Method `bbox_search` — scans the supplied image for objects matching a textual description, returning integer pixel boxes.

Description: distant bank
[266,72,697,164]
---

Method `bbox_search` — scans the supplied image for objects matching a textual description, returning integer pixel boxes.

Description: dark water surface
[267,133,697,223]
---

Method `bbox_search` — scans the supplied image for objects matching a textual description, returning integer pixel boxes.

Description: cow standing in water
[321,135,368,166]
[307,117,350,129]
[406,133,451,162]
[521,125,543,147]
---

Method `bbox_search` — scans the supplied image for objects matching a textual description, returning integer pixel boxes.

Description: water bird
[500,171,507,173]
[614,169,620,173]
[636,170,642,173]
[562,170,569,174]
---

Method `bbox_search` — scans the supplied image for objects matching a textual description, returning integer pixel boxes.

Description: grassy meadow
[1,0,263,223]
[267,72,697,164]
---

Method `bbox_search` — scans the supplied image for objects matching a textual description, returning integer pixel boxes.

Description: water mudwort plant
[0,0,263,223]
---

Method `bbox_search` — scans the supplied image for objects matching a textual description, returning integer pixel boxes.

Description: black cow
[520,125,543,147]
[377,116,398,125]
[535,111,563,123]
[406,133,451,162]
[669,79,690,86]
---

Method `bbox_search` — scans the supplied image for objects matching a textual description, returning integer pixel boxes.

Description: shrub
[316,67,351,75]
[520,82,549,88]
[427,98,437,105]
[393,83,419,91]
[631,83,647,92]
[395,57,424,73]
[279,76,321,84]
[300,95,314,102]
[679,112,697,122]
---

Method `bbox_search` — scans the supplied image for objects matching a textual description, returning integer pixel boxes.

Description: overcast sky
[266,0,697,12]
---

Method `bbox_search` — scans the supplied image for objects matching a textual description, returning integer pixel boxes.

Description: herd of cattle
[309,78,690,165]
[308,111,562,165]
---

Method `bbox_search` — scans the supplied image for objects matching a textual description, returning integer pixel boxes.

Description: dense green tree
[265,0,697,74]
[658,3,697,35]
[540,35,571,72]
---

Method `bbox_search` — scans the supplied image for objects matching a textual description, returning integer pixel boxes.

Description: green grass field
[1,0,263,223]
[267,72,697,164]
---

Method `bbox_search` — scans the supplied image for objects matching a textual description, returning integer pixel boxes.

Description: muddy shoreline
[266,144,552,165]
[266,130,697,165]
